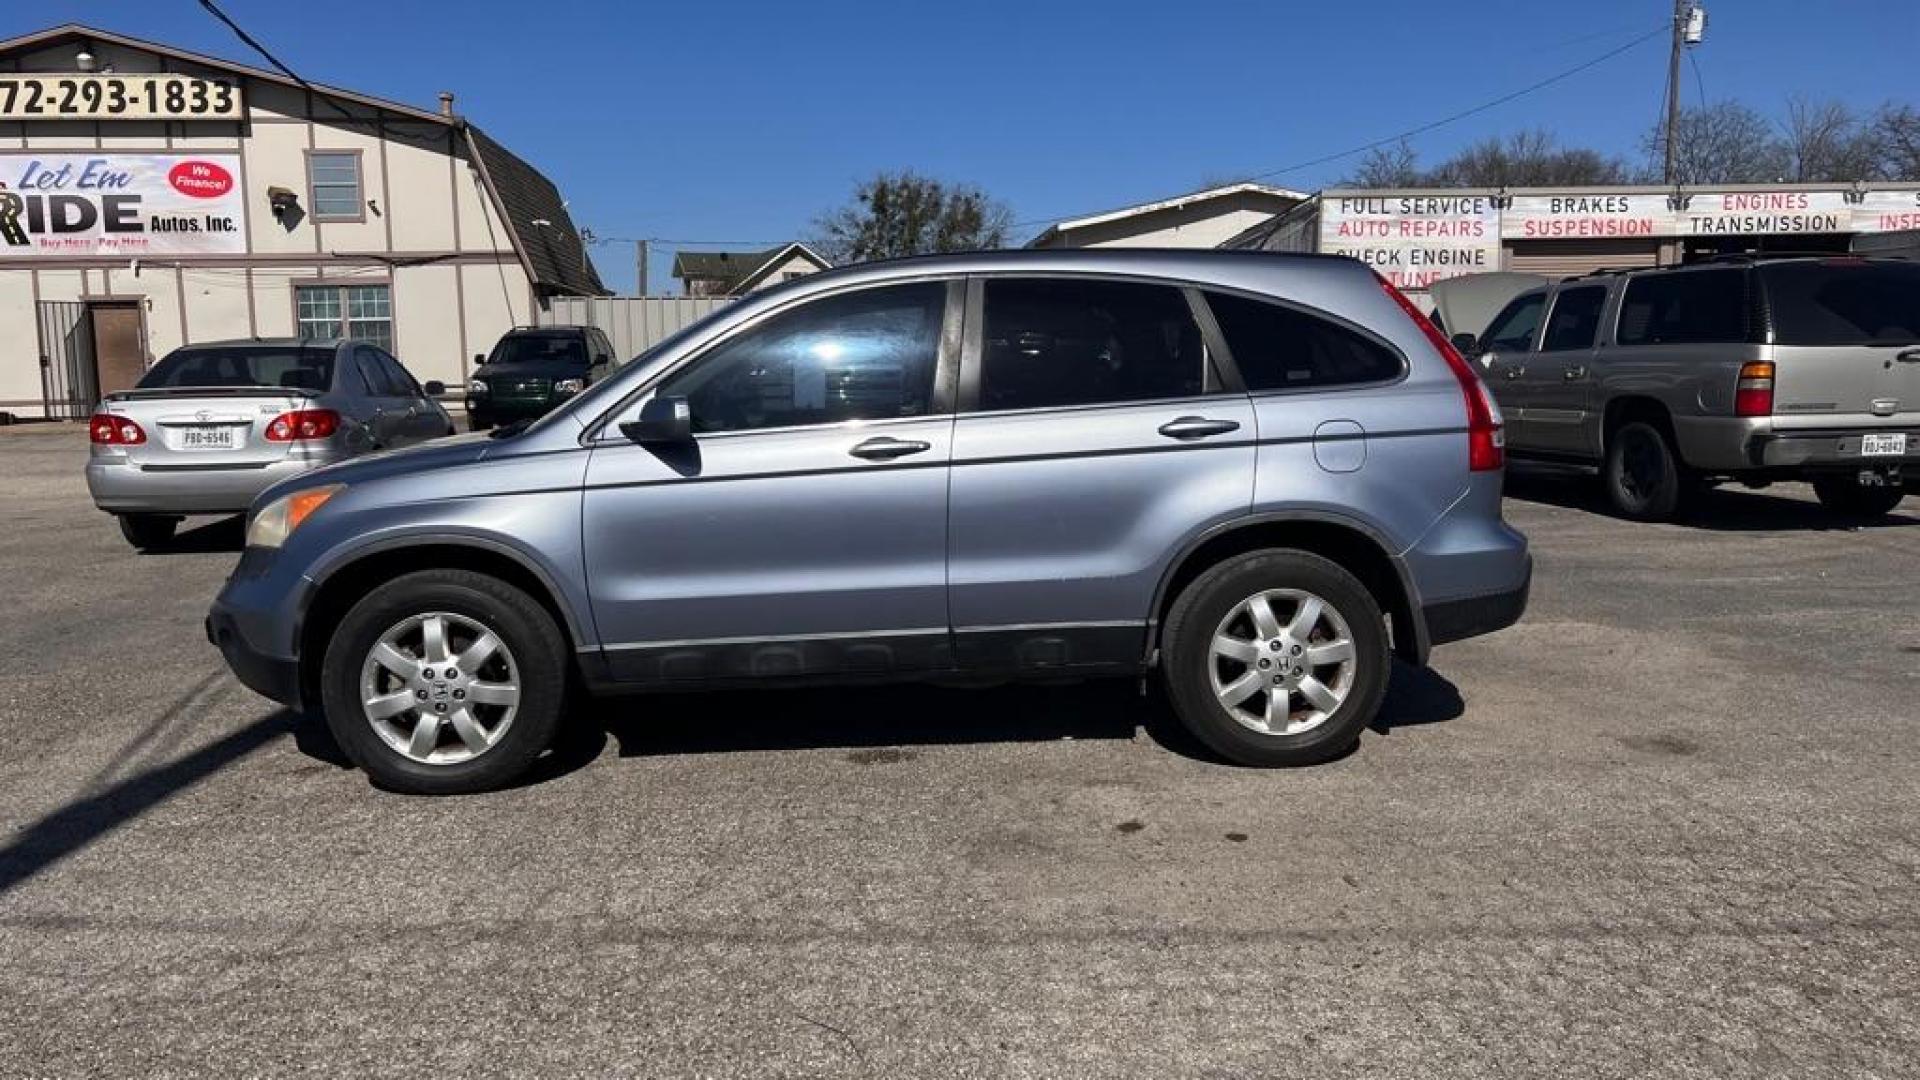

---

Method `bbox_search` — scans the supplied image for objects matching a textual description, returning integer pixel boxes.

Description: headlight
[554,378,586,395]
[467,379,490,396]
[247,484,343,549]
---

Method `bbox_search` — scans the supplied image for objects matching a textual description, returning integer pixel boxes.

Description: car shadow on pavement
[1504,468,1919,532]
[0,707,297,897]
[139,515,246,554]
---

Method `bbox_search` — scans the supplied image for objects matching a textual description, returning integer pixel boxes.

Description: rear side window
[1540,286,1608,352]
[979,278,1206,411]
[1481,293,1545,353]
[1760,261,1920,346]
[1205,291,1401,390]
[1617,268,1750,345]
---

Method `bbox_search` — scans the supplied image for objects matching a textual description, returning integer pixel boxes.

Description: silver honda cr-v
[208,250,1530,794]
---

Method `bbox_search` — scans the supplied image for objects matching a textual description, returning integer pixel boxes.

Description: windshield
[1762,261,1920,346]
[487,335,589,368]
[139,345,335,391]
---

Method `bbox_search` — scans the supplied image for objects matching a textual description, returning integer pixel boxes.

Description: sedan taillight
[89,413,146,445]
[265,409,341,442]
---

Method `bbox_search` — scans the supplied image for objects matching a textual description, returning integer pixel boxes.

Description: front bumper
[87,454,340,515]
[207,603,303,711]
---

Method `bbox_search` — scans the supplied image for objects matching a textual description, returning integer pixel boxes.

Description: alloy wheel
[359,611,521,765]
[1207,588,1358,736]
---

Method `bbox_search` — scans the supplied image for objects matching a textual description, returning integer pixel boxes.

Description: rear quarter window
[1760,261,1920,346]
[1205,291,1403,391]
[1617,268,1752,345]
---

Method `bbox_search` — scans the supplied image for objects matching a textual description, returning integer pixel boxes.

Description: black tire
[320,569,568,795]
[117,513,176,550]
[1604,420,1687,522]
[1162,550,1390,767]
[1812,475,1906,518]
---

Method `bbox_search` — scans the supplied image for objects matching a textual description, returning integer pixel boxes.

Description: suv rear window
[1205,291,1401,390]
[140,346,335,391]
[1760,261,1920,346]
[1617,268,1751,345]
[979,278,1206,411]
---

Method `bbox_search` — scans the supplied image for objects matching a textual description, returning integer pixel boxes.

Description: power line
[194,0,355,120]
[1011,23,1668,232]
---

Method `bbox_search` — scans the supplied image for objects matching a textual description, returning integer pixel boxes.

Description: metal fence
[36,301,93,420]
[540,296,734,360]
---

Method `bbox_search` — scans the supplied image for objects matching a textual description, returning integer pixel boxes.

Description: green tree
[814,171,1013,263]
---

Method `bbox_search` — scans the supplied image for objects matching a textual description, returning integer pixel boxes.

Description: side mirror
[620,395,692,445]
[472,353,486,367]
[1450,332,1480,357]
[423,380,446,396]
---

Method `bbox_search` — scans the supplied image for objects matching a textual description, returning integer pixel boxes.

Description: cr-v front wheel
[320,569,567,794]
[1162,550,1389,767]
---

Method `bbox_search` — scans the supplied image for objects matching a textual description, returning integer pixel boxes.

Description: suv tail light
[88,413,146,445]
[264,408,341,442]
[1374,273,1504,471]
[1734,361,1775,417]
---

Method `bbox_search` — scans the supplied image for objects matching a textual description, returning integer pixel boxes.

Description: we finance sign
[0,153,246,257]
[1320,195,1501,289]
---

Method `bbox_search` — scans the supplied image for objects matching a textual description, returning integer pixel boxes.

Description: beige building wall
[0,34,550,419]
[744,251,826,292]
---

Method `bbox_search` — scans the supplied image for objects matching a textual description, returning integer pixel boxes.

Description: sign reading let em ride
[0,153,247,257]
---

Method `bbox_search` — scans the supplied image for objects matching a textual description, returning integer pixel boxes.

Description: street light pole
[1663,0,1687,184]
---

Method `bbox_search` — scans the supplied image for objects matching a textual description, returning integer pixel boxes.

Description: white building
[1026,182,1307,249]
[0,23,603,421]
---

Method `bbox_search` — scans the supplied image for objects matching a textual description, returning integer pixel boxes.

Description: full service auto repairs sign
[1320,195,1500,288]
[0,153,246,257]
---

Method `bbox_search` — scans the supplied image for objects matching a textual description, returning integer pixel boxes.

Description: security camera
[267,186,299,219]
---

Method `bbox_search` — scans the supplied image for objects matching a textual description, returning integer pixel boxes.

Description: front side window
[656,282,945,434]
[1205,291,1402,390]
[979,278,1206,411]
[308,151,363,220]
[297,284,392,351]
[1482,292,1545,354]
[1616,269,1749,346]
[1540,286,1608,352]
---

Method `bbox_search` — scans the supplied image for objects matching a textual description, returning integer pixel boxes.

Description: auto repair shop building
[0,23,604,421]
[1228,183,1920,295]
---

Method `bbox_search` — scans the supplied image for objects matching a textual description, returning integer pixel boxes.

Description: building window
[296,284,392,351]
[307,151,362,220]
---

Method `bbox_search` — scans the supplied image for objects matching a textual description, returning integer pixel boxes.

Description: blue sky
[9,0,1919,292]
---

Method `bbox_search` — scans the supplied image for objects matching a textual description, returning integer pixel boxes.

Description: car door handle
[1563,366,1588,380]
[1157,416,1241,440]
[1897,348,1920,364]
[1502,366,1524,379]
[849,436,932,460]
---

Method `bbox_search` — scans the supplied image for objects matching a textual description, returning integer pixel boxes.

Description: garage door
[1507,239,1660,280]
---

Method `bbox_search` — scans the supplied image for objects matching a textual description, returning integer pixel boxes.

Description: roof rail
[1698,251,1860,264]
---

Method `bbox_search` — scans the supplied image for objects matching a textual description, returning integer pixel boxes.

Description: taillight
[1734,361,1775,417]
[1373,273,1504,471]
[88,413,146,445]
[264,409,340,442]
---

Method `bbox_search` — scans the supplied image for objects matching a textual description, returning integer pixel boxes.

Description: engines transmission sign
[0,153,246,257]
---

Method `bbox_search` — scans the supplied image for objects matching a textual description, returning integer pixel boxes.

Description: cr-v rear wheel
[320,569,567,795]
[1162,550,1389,767]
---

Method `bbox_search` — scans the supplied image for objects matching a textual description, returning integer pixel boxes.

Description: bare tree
[1782,97,1882,181]
[812,171,1013,265]
[1643,101,1789,184]
[1346,141,1422,187]
[1870,103,1920,180]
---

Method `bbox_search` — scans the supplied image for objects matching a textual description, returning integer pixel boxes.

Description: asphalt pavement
[1,424,1916,1078]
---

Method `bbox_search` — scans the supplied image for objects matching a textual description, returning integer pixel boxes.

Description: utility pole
[1663,0,1688,184]
[635,239,650,298]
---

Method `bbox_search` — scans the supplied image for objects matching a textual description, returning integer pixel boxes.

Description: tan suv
[1473,256,1920,520]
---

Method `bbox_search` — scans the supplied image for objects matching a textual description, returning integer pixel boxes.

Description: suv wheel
[1812,475,1906,518]
[118,513,177,550]
[1163,550,1389,767]
[1605,421,1688,521]
[320,569,568,795]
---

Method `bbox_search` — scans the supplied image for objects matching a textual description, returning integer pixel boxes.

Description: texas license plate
[1861,433,1907,457]
[178,425,236,450]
